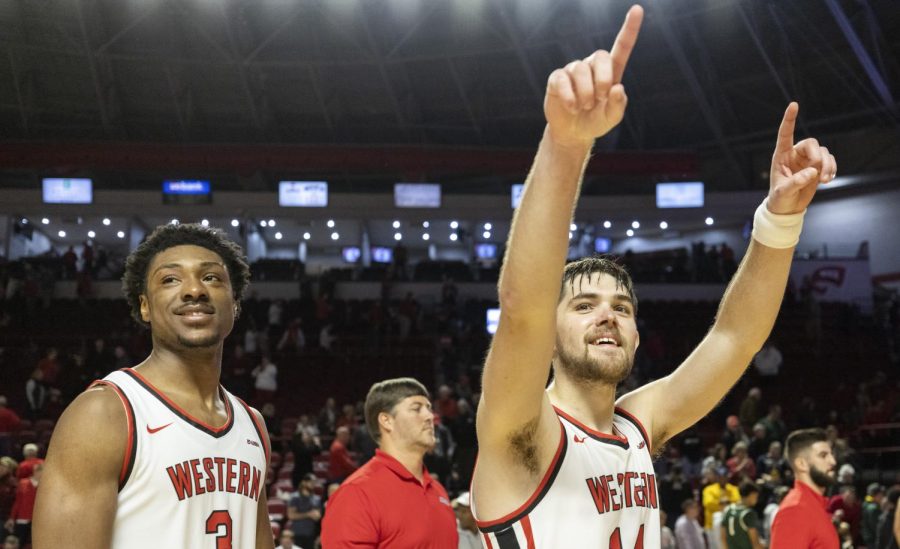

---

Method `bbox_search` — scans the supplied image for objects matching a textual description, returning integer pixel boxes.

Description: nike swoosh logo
[147,422,174,434]
[573,434,586,444]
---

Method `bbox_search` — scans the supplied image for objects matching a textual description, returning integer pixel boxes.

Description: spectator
[722,415,749,453]
[223,344,253,401]
[277,318,306,353]
[15,444,42,481]
[703,443,729,478]
[3,535,19,549]
[5,463,41,546]
[703,467,741,536]
[720,481,763,549]
[862,483,885,548]
[0,457,18,528]
[762,485,790,544]
[288,473,322,549]
[759,405,786,445]
[290,429,321,490]
[828,485,862,545]
[35,348,61,387]
[24,369,47,420]
[739,388,762,433]
[747,423,769,462]
[752,339,782,378]
[0,397,21,457]
[659,509,676,549]
[328,426,357,483]
[453,492,480,549]
[335,404,357,433]
[434,385,459,421]
[276,530,302,549]
[727,441,757,483]
[874,486,899,549]
[319,323,337,351]
[251,355,277,405]
[318,398,338,435]
[675,498,706,549]
[769,428,839,549]
[756,441,788,487]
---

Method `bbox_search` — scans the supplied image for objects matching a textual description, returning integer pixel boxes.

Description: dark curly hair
[121,223,251,326]
[559,255,637,313]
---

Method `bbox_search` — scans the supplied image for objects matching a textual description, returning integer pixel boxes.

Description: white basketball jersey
[473,406,660,549]
[94,368,269,549]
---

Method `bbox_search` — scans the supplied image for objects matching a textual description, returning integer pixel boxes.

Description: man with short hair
[770,428,839,548]
[862,483,884,548]
[675,499,705,549]
[452,492,481,549]
[721,481,763,549]
[288,473,322,549]
[34,223,274,549]
[328,426,357,483]
[470,3,836,545]
[277,530,302,549]
[14,444,41,481]
[321,377,457,548]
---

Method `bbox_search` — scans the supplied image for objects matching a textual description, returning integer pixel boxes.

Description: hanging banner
[789,258,872,310]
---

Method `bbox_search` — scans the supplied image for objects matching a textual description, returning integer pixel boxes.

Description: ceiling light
[483,231,491,239]
[603,221,612,229]
[422,221,430,228]
[331,232,339,240]
[260,220,268,227]
[631,221,640,229]
[570,223,577,231]
[450,221,459,229]
[705,217,714,226]
[42,218,49,225]
[626,229,634,237]
[87,230,96,238]
[102,218,111,226]
[450,233,458,242]
[170,219,179,225]
[117,231,125,238]
[20,218,27,224]
[268,219,275,227]
[303,232,311,240]
[569,231,573,239]
[659,221,668,230]
[274,232,283,240]
[484,222,492,230]
[58,230,66,237]
[231,219,240,227]
[422,233,430,241]
[327,219,335,228]
[394,232,402,241]
[393,220,401,229]
[201,219,209,227]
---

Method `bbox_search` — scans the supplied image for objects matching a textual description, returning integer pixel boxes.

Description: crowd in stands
[2,252,899,548]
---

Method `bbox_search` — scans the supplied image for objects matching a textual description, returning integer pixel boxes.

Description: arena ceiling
[0,0,899,195]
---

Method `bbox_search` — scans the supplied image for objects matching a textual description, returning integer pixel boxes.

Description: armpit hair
[507,417,541,476]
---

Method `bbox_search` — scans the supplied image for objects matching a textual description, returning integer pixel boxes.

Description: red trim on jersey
[482,533,494,549]
[89,380,136,489]
[122,368,234,434]
[475,420,566,529]
[235,397,270,467]
[553,405,628,445]
[614,406,652,453]
[520,515,536,549]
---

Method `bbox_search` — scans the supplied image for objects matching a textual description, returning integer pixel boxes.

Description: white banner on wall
[789,258,872,310]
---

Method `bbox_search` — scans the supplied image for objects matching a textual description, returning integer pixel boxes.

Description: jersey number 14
[609,525,644,549]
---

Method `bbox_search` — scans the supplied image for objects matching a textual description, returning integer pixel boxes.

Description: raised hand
[768,102,837,214]
[544,5,643,148]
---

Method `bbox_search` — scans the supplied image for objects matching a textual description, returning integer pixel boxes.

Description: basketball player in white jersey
[472,5,837,548]
[33,224,275,549]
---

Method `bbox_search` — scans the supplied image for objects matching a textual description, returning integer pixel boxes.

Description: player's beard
[809,464,836,490]
[555,338,633,385]
[177,333,220,349]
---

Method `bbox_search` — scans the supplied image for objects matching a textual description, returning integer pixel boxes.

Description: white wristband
[751,198,805,249]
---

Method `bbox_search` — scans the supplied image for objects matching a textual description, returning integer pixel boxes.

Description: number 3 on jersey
[206,510,233,549]
[609,525,644,549]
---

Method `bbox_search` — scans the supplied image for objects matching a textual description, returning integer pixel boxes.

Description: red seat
[267,498,286,522]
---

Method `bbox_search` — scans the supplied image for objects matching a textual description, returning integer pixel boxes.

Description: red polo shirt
[770,480,839,549]
[321,449,458,548]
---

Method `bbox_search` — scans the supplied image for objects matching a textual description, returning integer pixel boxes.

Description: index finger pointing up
[775,102,800,154]
[610,5,644,84]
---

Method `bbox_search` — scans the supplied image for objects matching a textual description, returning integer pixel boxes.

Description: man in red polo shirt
[321,377,457,548]
[770,428,839,549]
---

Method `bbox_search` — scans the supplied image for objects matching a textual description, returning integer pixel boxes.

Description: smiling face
[139,245,236,351]
[554,272,639,385]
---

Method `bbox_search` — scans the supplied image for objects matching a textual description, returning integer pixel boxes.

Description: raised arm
[32,387,126,549]
[619,102,837,446]
[477,5,644,448]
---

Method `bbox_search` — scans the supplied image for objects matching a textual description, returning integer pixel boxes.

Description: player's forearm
[497,128,592,318]
[711,239,793,357]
